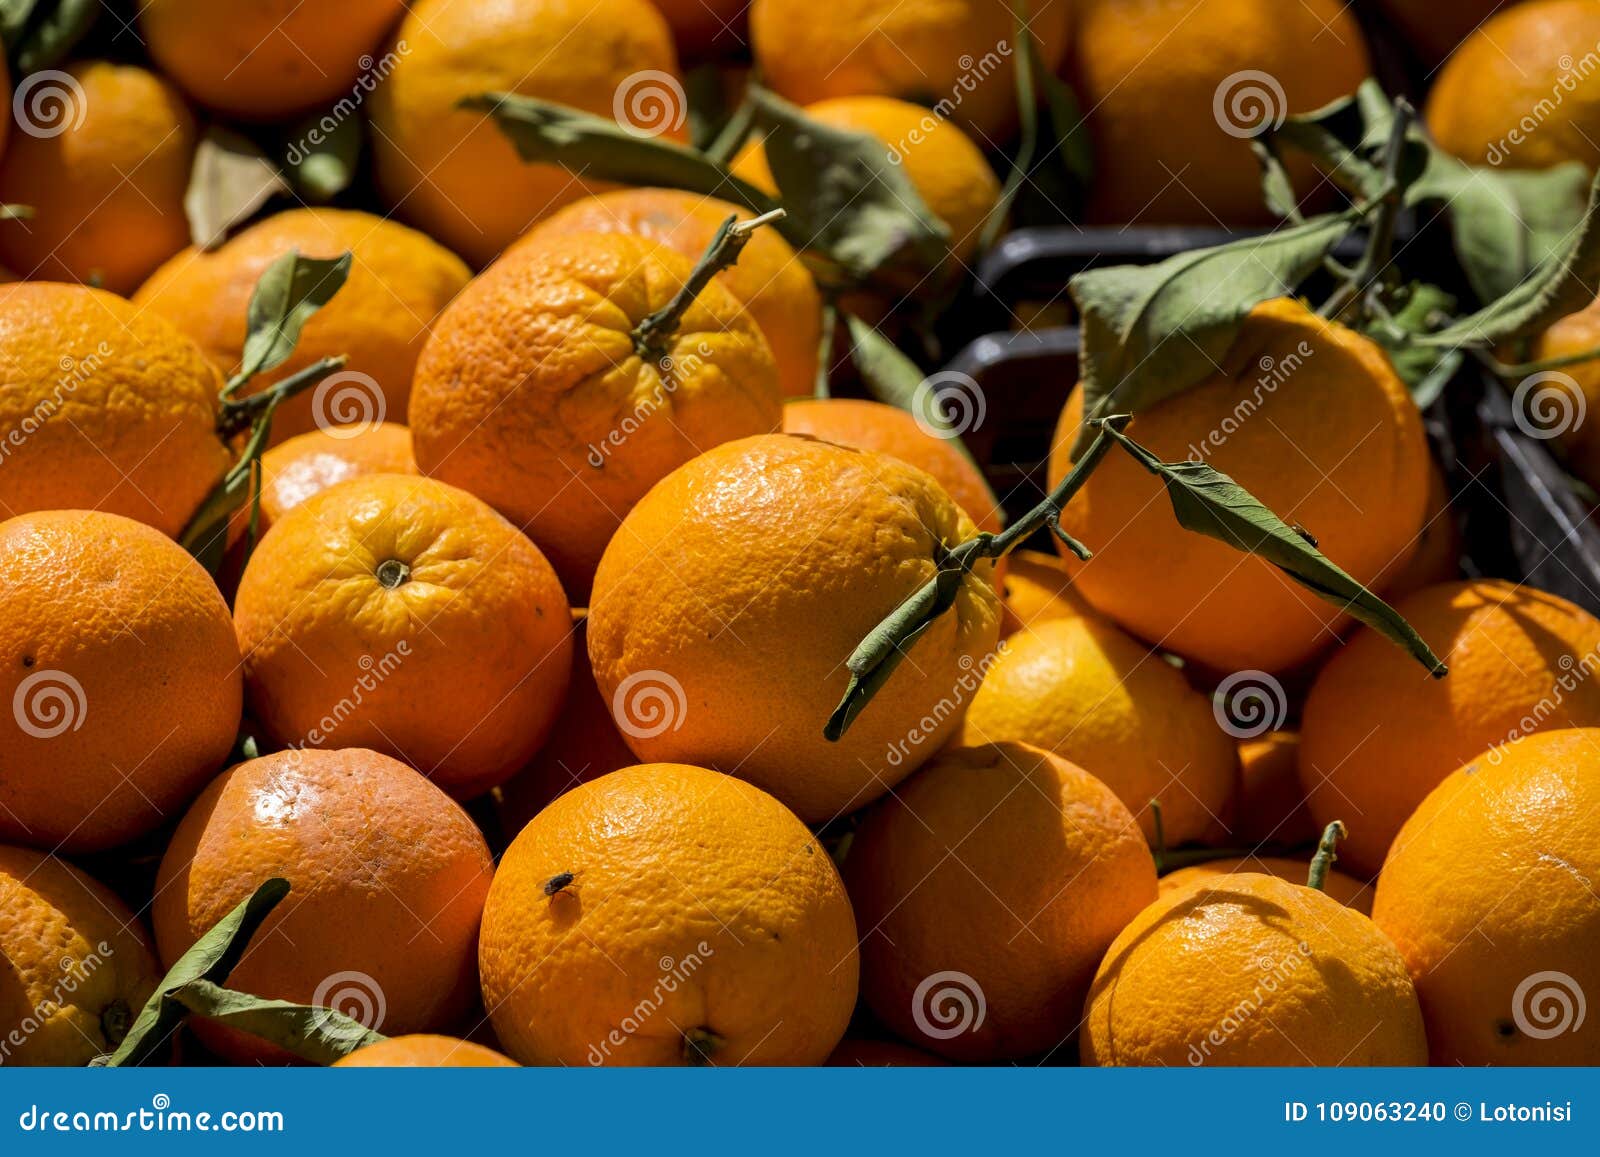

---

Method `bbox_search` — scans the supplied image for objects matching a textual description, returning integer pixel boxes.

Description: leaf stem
[633,209,786,359]
[1306,820,1346,891]
[1319,97,1415,323]
[217,355,348,438]
[1473,341,1600,379]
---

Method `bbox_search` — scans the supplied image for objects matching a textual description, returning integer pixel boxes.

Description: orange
[731,96,1001,262]
[1050,298,1429,675]
[1230,730,1318,847]
[748,0,1069,140]
[960,615,1237,847]
[1376,0,1519,68]
[1531,292,1600,489]
[0,511,241,853]
[410,232,782,601]
[139,0,405,120]
[516,188,822,399]
[846,742,1156,1061]
[252,422,416,537]
[998,549,1094,636]
[369,0,682,266]
[234,474,574,799]
[827,1039,949,1066]
[153,748,494,1064]
[0,54,8,162]
[0,61,194,293]
[1082,873,1427,1065]
[1066,0,1370,225]
[333,1034,518,1068]
[1374,728,1600,1065]
[783,398,1004,533]
[0,283,230,537]
[1300,579,1600,876]
[134,208,472,444]
[1427,1,1600,169]
[587,434,1003,823]
[494,619,638,840]
[1159,855,1372,914]
[1379,458,1461,601]
[0,846,162,1065]
[479,763,859,1066]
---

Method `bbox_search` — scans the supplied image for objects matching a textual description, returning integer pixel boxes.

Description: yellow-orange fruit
[587,434,1002,823]
[1427,1,1600,170]
[517,188,822,399]
[1299,580,1600,876]
[1374,729,1600,1065]
[333,1035,518,1068]
[1379,458,1461,602]
[410,232,781,601]
[1066,0,1370,225]
[368,0,683,266]
[0,61,193,292]
[1231,730,1318,847]
[731,96,1001,262]
[0,511,240,852]
[749,0,1069,139]
[234,474,574,799]
[998,549,1095,636]
[252,422,417,536]
[479,763,859,1065]
[154,748,494,1064]
[138,0,406,120]
[0,282,229,538]
[847,742,1156,1061]
[1050,299,1429,674]
[960,615,1237,847]
[1083,874,1427,1065]
[0,846,162,1065]
[134,208,471,443]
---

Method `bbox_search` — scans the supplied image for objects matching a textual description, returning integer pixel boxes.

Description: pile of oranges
[2,0,1599,1070]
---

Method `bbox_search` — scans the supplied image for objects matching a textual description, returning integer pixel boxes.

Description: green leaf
[1413,156,1591,305]
[1069,212,1355,449]
[0,0,97,73]
[283,111,365,202]
[1420,169,1600,349]
[1102,425,1446,677]
[234,250,353,385]
[101,879,290,1067]
[185,127,291,251]
[824,566,971,741]
[1263,80,1425,204]
[167,980,384,1065]
[464,92,780,220]
[745,85,949,279]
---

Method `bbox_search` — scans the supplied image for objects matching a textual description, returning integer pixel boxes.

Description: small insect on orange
[543,870,579,897]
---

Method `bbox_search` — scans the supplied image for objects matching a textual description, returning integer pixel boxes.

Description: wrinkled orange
[333,1035,518,1068]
